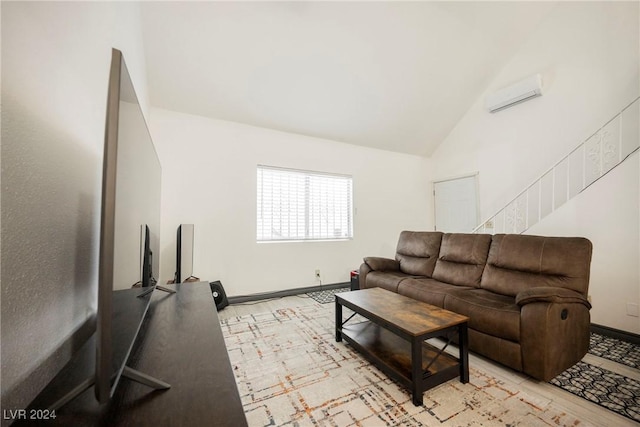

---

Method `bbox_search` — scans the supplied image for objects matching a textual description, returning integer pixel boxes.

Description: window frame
[256,165,354,243]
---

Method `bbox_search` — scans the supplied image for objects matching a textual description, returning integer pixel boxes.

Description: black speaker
[209,280,229,311]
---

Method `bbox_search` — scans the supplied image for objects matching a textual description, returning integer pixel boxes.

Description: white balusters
[474,97,640,234]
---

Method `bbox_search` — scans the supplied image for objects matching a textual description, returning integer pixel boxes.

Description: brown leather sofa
[359,231,593,381]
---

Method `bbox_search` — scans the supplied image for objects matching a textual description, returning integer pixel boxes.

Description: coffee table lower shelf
[340,321,461,403]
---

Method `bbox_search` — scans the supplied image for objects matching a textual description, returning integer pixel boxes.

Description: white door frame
[432,172,480,232]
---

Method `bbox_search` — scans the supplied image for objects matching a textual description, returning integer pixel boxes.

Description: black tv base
[136,284,176,298]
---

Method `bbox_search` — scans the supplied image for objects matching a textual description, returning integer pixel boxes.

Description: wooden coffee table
[335,287,469,406]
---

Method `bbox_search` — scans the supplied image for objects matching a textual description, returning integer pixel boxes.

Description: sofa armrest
[520,299,591,381]
[516,287,591,309]
[363,257,400,272]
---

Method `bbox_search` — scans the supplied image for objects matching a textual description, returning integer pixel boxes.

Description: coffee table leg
[335,300,342,342]
[459,323,469,383]
[411,337,423,406]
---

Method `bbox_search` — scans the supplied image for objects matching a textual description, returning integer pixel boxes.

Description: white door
[434,175,479,232]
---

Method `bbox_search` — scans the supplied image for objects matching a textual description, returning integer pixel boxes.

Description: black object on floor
[210,281,229,311]
[589,333,640,369]
[549,332,640,423]
[307,287,350,304]
[550,361,640,423]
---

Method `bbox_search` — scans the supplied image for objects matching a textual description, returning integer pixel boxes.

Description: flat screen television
[174,224,194,283]
[95,48,168,403]
[142,224,157,288]
[47,48,172,411]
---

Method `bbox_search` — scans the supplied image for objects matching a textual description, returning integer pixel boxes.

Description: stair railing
[473,96,640,234]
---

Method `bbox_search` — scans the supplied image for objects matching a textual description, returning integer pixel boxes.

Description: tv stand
[21,282,247,426]
[48,366,171,411]
[136,284,176,298]
[121,366,171,390]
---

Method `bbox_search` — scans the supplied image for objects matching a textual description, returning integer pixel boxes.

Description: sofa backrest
[481,234,593,297]
[395,231,443,277]
[432,233,492,287]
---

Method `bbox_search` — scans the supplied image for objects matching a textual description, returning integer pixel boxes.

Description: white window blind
[257,165,353,241]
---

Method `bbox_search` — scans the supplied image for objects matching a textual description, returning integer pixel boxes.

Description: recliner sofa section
[359,230,592,381]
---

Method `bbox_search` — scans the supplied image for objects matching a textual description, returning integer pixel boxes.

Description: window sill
[257,238,353,244]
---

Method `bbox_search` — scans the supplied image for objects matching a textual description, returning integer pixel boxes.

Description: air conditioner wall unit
[485,74,543,113]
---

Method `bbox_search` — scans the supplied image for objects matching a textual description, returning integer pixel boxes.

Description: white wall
[429,2,640,332]
[1,2,149,412]
[529,152,639,333]
[151,108,431,296]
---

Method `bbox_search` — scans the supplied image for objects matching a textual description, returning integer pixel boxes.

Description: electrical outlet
[485,220,494,228]
[315,269,321,279]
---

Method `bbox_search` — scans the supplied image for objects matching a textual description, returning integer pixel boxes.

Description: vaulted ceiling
[140,1,556,156]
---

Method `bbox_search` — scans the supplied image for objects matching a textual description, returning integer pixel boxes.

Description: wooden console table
[21,282,247,426]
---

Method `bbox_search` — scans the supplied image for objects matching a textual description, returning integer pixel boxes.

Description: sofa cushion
[397,278,472,308]
[481,234,593,297]
[365,271,415,293]
[364,257,400,272]
[468,329,523,372]
[444,288,521,342]
[432,233,492,287]
[395,231,443,277]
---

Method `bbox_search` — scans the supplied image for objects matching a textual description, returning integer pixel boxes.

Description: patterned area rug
[221,304,584,426]
[549,361,640,423]
[307,287,350,304]
[589,333,640,369]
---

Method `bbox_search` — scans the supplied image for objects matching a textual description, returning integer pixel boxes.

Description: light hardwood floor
[218,295,638,426]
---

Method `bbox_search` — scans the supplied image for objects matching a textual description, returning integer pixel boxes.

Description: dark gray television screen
[96,48,162,403]
[175,224,194,283]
